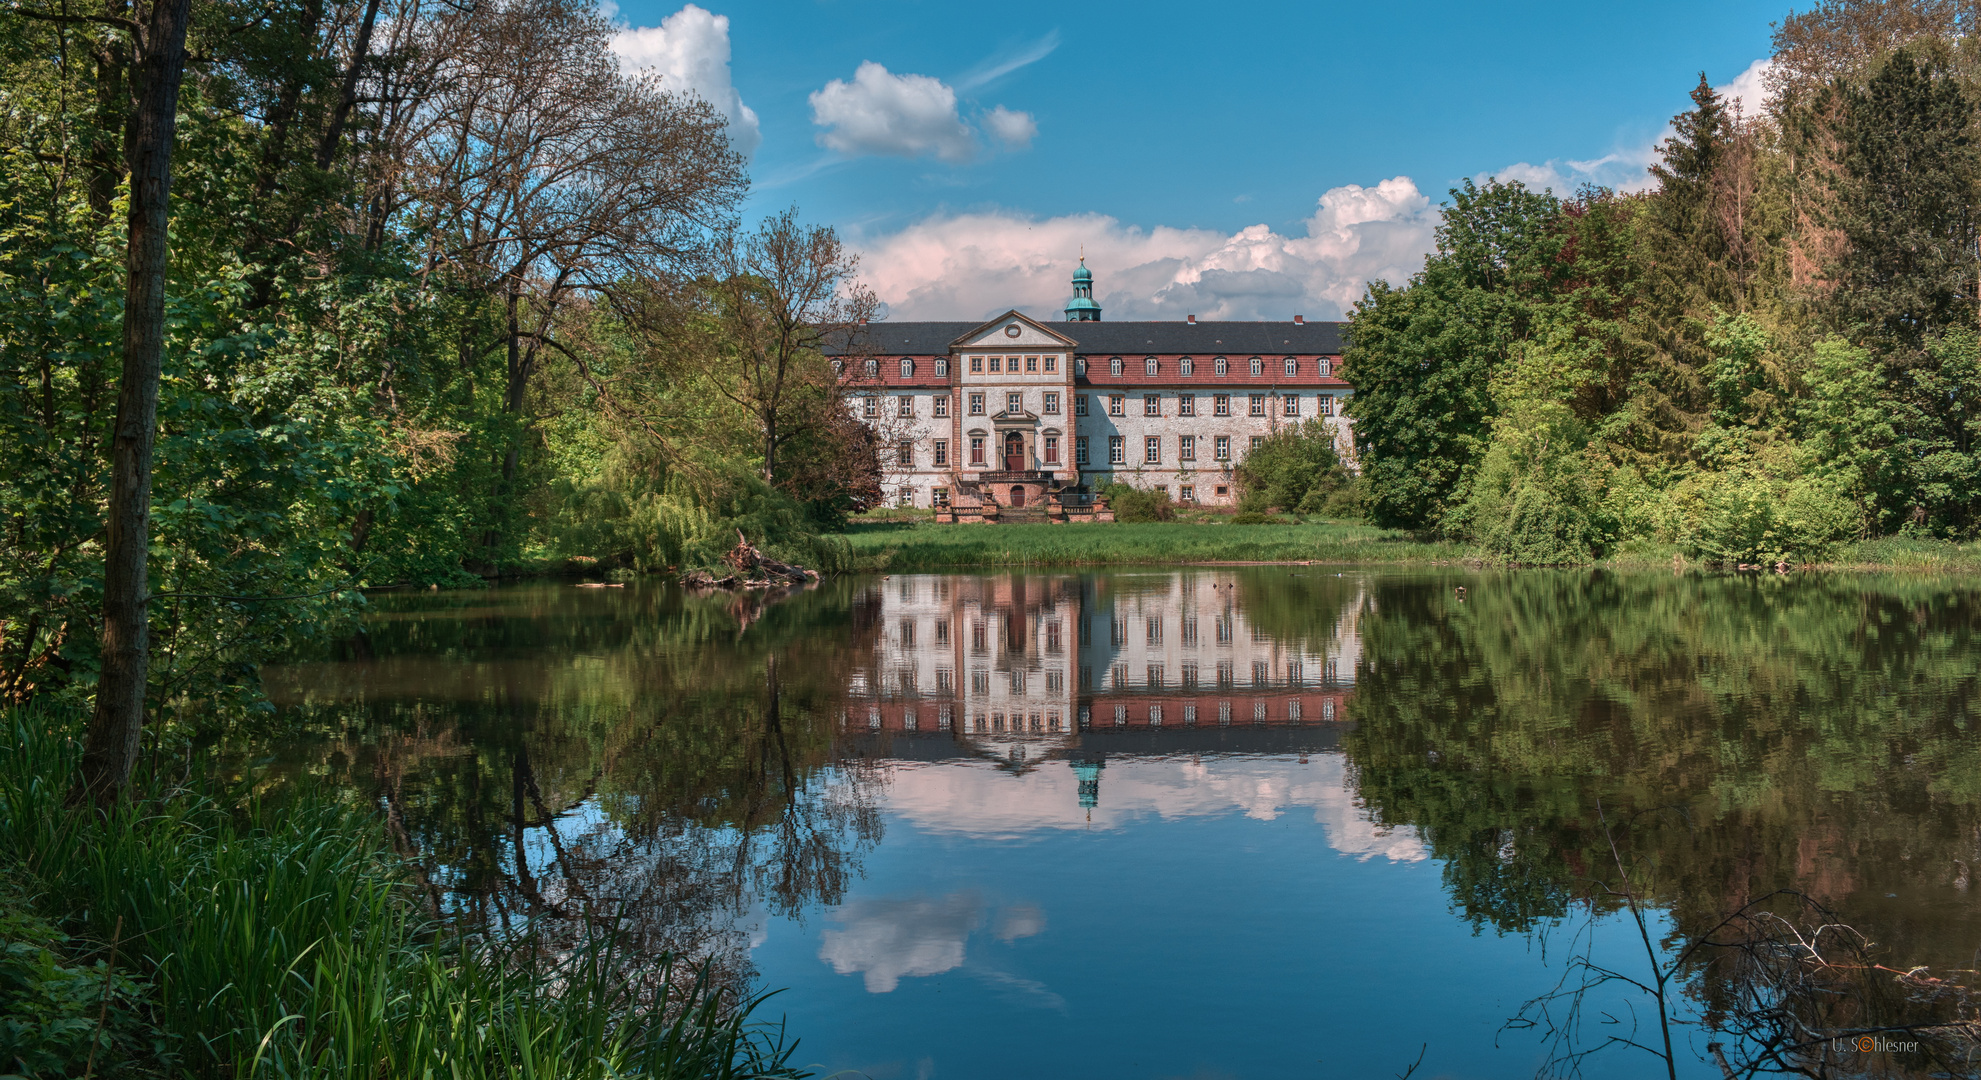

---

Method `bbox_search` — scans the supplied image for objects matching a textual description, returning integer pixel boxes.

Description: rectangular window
[1214,393,1231,417]
[1043,435,1060,464]
[1042,392,1060,414]
[933,440,949,466]
[973,624,987,652]
[898,395,914,417]
[863,395,879,418]
[900,619,915,645]
[988,356,1001,372]
[1249,394,1266,416]
[1182,662,1199,688]
[1180,435,1196,461]
[896,488,913,507]
[970,356,984,373]
[1144,436,1161,464]
[1147,665,1165,689]
[1109,436,1126,464]
[1144,394,1160,417]
[1182,615,1198,645]
[1179,393,1196,417]
[1075,394,1089,416]
[1320,395,1336,416]
[1253,661,1270,687]
[933,395,950,417]
[934,487,949,508]
[1006,392,1022,414]
[1180,484,1195,501]
[897,441,913,466]
[1283,393,1300,416]
[1215,435,1231,460]
[969,393,985,415]
[1251,436,1266,451]
[970,436,986,465]
[1217,660,1234,686]
[1026,355,1039,372]
[1217,618,1233,644]
[1046,621,1062,651]
[1045,354,1058,372]
[1109,395,1125,417]
[1075,436,1089,465]
[935,358,949,377]
[1112,665,1128,689]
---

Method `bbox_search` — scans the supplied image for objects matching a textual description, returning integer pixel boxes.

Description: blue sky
[609,0,1792,321]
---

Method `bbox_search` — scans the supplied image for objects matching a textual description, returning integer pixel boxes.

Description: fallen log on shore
[680,532,819,590]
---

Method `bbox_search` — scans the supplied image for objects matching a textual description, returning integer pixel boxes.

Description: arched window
[1109,357,1123,376]
[864,359,878,377]
[1214,357,1228,376]
[1284,357,1297,377]
[1180,357,1194,376]
[1318,357,1332,377]
[1144,357,1159,376]
[900,358,915,377]
[1249,357,1263,376]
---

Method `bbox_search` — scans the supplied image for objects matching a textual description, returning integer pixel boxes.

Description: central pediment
[951,310,1080,350]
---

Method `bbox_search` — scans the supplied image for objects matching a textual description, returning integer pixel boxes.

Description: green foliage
[1456,400,1611,563]
[1344,179,1573,529]
[1233,419,1352,515]
[1104,484,1176,523]
[0,707,812,1078]
[840,520,1465,570]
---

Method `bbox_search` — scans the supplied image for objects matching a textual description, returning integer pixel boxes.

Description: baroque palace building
[839,261,1352,516]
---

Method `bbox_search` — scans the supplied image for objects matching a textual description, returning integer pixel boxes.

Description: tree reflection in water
[260,569,1981,1077]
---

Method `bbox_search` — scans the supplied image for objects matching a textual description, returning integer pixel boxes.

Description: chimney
[1294,314,1305,325]
[1186,314,1196,325]
[857,317,868,326]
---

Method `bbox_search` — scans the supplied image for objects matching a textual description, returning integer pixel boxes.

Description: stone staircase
[997,506,1049,525]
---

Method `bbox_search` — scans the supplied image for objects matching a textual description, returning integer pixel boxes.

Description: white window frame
[1144,436,1161,464]
[1284,357,1297,377]
[1109,435,1126,465]
[1043,391,1060,414]
[1215,435,1231,460]
[1179,393,1195,417]
[1144,394,1160,417]
[1180,434,1196,461]
[1075,436,1089,465]
[1075,394,1088,416]
[1180,357,1194,376]
[1283,393,1300,416]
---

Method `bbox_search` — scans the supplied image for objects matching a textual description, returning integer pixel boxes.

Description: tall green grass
[841,519,1464,571]
[0,709,810,1079]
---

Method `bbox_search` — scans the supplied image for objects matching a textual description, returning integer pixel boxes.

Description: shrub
[1106,485,1176,522]
[1234,419,1354,515]
[1455,401,1610,564]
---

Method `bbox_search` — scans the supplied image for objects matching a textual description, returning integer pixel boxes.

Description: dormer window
[936,358,949,376]
[1109,357,1123,377]
[865,359,879,377]
[1249,357,1263,377]
[1284,357,1297,377]
[1076,357,1087,376]
[901,358,915,377]
[1180,357,1194,376]
[1319,357,1332,377]
[1215,357,1228,376]
[1144,357,1159,376]
[831,360,844,377]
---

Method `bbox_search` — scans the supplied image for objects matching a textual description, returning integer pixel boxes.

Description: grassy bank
[842,519,1981,574]
[0,708,809,1079]
[843,518,1466,570]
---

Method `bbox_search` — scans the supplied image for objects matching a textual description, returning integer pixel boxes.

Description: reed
[0,709,809,1079]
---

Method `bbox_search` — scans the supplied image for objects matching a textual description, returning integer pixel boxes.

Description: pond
[260,569,1981,1079]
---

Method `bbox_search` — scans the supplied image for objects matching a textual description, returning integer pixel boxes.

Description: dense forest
[1346,2,1981,566]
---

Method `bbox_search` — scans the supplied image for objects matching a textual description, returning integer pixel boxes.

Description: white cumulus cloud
[850,176,1438,322]
[809,62,1036,162]
[611,4,761,159]
[1487,57,1776,196]
[983,105,1038,150]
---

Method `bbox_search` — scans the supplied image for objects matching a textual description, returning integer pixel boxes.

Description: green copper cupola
[1064,256,1102,322]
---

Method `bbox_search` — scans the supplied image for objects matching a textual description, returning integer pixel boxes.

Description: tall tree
[1829,46,1980,347]
[1345,179,1566,529]
[72,0,194,806]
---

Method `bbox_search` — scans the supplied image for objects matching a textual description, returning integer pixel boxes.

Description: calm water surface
[261,570,1981,1079]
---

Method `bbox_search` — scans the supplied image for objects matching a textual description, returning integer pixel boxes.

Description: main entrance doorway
[1009,486,1026,507]
[1003,432,1025,472]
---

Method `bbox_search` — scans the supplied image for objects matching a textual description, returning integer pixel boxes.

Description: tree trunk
[73,0,194,808]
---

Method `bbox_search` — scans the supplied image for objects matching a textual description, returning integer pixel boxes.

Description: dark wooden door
[1010,486,1026,507]
[1004,432,1025,472]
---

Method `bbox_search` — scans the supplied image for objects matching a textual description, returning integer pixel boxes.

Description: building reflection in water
[836,572,1364,811]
